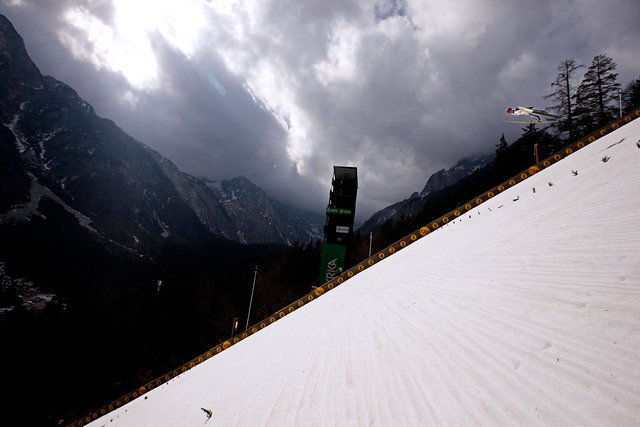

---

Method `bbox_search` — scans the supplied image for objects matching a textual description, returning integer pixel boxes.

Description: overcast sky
[2,0,639,223]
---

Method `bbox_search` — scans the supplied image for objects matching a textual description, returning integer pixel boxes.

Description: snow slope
[89,119,640,426]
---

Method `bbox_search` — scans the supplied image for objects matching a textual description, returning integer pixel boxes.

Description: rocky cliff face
[358,155,492,235]
[418,157,492,198]
[207,177,323,245]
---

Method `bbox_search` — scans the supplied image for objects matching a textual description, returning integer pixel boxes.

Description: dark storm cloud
[117,31,289,181]
[1,0,639,224]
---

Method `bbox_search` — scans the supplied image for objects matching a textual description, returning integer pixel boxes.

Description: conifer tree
[496,133,508,153]
[545,59,584,141]
[494,133,508,168]
[492,133,512,180]
[574,54,620,132]
[621,75,640,112]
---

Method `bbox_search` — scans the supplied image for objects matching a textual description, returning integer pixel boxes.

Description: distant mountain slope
[358,155,492,235]
[0,14,321,248]
[207,177,323,245]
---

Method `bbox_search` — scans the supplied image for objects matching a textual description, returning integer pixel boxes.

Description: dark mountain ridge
[206,176,324,245]
[358,155,492,235]
[0,14,321,258]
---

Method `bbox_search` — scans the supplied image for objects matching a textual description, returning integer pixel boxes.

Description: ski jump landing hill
[70,107,640,427]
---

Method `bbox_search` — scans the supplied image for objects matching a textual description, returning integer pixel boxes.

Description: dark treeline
[0,205,320,425]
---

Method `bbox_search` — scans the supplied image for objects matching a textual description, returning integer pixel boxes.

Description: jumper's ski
[505,120,557,124]
[527,109,560,118]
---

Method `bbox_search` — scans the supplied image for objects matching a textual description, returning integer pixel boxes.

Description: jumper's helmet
[506,108,513,113]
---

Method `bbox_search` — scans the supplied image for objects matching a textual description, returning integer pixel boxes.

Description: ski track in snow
[88,120,640,427]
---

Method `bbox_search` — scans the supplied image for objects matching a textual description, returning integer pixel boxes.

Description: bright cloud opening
[59,0,209,89]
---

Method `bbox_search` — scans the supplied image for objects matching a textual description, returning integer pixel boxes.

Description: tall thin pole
[369,232,372,257]
[619,88,622,117]
[246,266,258,330]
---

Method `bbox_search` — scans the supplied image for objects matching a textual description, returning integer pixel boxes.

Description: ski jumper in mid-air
[506,106,559,122]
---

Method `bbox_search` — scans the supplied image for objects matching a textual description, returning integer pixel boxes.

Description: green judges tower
[318,166,358,285]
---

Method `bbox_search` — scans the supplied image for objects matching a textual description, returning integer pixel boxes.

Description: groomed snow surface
[89,120,640,426]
